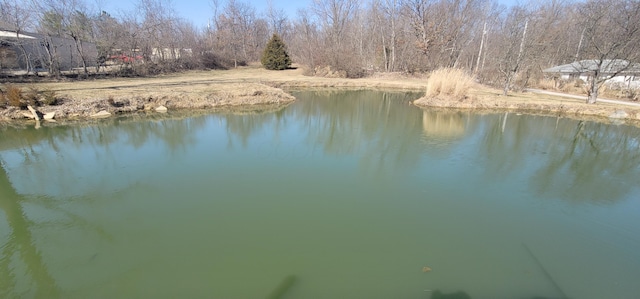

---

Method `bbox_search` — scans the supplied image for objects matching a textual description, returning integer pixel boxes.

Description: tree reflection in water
[0,115,209,297]
[219,90,427,175]
[1,162,59,298]
[289,90,425,174]
[478,113,640,203]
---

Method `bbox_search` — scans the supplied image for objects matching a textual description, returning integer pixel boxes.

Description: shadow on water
[430,290,472,299]
[427,290,571,299]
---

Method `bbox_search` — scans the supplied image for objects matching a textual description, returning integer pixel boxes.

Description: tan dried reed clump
[425,68,474,100]
[537,78,557,90]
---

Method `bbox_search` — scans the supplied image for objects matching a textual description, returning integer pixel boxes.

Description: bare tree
[517,0,573,87]
[575,0,640,103]
[67,8,94,76]
[372,0,400,72]
[93,10,126,72]
[34,0,97,77]
[36,7,65,77]
[403,0,488,71]
[218,0,259,67]
[311,0,359,74]
[1,0,37,74]
[266,0,287,35]
[291,9,319,71]
[489,5,530,95]
[138,0,177,63]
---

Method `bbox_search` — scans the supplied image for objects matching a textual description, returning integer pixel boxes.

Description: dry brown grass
[537,78,557,90]
[425,68,474,100]
[5,85,25,108]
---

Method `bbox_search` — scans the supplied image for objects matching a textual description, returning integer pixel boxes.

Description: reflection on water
[478,113,640,203]
[0,162,59,298]
[422,109,468,139]
[1,90,640,298]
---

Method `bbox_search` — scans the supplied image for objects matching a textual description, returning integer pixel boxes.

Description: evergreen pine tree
[261,34,292,70]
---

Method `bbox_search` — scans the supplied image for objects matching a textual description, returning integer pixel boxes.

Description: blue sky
[101,0,517,29]
[100,0,311,28]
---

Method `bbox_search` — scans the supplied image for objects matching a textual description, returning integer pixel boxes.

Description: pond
[1,90,640,299]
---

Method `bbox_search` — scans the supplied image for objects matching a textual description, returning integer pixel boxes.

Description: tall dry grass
[537,78,557,90]
[426,68,474,100]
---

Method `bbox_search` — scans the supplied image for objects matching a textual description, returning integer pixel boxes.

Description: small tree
[261,33,291,70]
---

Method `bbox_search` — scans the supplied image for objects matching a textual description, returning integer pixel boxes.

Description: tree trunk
[587,77,598,104]
[503,74,513,96]
[503,20,528,96]
[475,22,486,74]
[380,24,388,72]
[73,36,88,77]
[389,4,396,72]
[42,37,60,78]
[14,30,32,74]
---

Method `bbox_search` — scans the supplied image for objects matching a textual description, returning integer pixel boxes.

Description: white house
[543,59,640,89]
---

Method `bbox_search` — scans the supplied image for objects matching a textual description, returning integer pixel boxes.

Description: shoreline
[2,67,640,125]
[412,93,640,125]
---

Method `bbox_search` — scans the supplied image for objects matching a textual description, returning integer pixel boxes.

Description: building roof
[543,59,640,74]
[0,29,37,39]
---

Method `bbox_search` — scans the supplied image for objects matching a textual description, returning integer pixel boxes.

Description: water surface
[1,90,640,299]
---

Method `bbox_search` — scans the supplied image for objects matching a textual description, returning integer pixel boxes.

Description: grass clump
[537,78,557,90]
[0,86,61,109]
[426,68,474,100]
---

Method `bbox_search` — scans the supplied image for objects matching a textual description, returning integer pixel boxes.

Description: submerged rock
[90,110,111,118]
[609,110,628,119]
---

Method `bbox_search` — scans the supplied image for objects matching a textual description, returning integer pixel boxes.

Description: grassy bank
[2,65,639,123]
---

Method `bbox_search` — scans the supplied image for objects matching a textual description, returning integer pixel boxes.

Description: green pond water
[1,90,640,299]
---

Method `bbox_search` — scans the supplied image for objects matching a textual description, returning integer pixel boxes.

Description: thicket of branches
[1,0,639,94]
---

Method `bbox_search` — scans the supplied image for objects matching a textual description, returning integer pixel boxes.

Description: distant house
[0,24,97,74]
[543,59,640,89]
[150,47,193,62]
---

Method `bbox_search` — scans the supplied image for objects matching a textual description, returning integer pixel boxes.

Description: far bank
[2,66,640,124]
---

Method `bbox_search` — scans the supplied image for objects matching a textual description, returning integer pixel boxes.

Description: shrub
[40,89,59,105]
[24,88,40,106]
[261,34,292,70]
[199,52,230,70]
[0,89,5,108]
[19,88,60,106]
[5,85,26,109]
[426,68,474,100]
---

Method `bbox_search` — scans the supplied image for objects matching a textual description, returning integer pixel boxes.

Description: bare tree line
[1,0,639,94]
